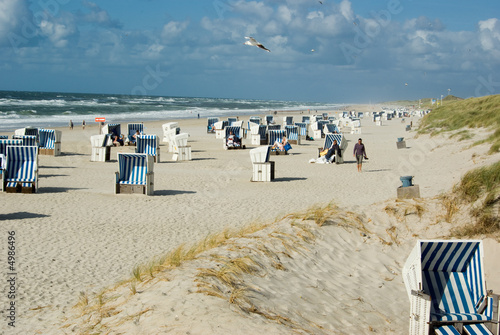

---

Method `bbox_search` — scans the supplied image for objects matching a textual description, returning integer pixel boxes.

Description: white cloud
[0,0,31,46]
[39,16,75,48]
[339,0,354,22]
[161,21,189,42]
[478,18,500,52]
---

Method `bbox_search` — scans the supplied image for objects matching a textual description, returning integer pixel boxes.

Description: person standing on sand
[69,120,73,130]
[353,138,368,172]
[82,120,86,129]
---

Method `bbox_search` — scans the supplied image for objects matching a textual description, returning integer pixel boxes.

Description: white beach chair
[171,133,191,161]
[90,134,112,162]
[403,240,499,335]
[250,146,274,182]
[115,153,154,195]
[162,122,180,150]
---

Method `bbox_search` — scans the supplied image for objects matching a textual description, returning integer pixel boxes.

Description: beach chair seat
[38,129,62,156]
[463,324,494,335]
[434,325,461,335]
[224,126,244,150]
[136,135,160,163]
[115,153,154,195]
[403,240,498,335]
[2,146,38,193]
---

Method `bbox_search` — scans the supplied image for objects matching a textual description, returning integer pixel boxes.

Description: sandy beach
[1,106,499,334]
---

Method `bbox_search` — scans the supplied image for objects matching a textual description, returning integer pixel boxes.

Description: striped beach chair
[38,129,62,156]
[127,123,144,145]
[319,134,347,163]
[324,123,340,134]
[301,116,310,124]
[0,135,8,139]
[13,135,38,146]
[403,240,499,335]
[285,125,300,145]
[268,129,290,155]
[224,126,244,149]
[136,135,160,163]
[2,146,38,193]
[115,153,154,195]
[295,122,308,138]
[207,117,219,133]
[282,116,293,127]
[267,124,281,131]
[227,117,238,126]
[248,116,261,128]
[0,139,23,170]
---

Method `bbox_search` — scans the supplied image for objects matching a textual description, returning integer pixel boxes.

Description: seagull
[244,36,271,52]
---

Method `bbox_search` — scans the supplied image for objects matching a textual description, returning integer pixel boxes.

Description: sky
[1,0,499,103]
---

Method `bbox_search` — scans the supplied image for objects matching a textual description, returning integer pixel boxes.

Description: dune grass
[418,94,500,153]
[445,161,500,237]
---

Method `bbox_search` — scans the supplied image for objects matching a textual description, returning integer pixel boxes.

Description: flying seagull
[244,36,271,52]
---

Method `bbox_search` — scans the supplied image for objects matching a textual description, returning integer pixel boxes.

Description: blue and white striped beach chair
[136,135,160,162]
[267,124,281,131]
[403,240,499,335]
[115,153,154,195]
[39,129,62,156]
[127,123,144,145]
[295,122,308,138]
[301,116,310,124]
[227,117,238,126]
[324,123,340,134]
[0,139,23,170]
[2,146,38,193]
[319,133,347,163]
[285,125,300,145]
[224,126,244,149]
[248,116,261,128]
[13,135,38,146]
[0,135,8,139]
[207,117,219,133]
[268,129,290,155]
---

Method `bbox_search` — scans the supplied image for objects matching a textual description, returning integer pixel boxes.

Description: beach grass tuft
[418,94,500,153]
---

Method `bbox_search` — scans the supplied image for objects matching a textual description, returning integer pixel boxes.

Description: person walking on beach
[82,120,86,129]
[353,138,368,172]
[69,120,73,130]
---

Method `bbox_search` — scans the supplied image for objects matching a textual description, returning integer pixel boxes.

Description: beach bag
[319,149,328,157]
[284,143,292,151]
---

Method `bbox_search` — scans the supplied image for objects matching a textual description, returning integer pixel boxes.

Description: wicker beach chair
[90,134,112,162]
[250,146,274,182]
[12,135,38,146]
[403,240,499,335]
[136,135,160,163]
[207,117,219,133]
[38,129,62,156]
[318,133,347,163]
[115,153,154,195]
[268,129,290,155]
[127,123,144,145]
[0,139,23,170]
[171,133,191,161]
[224,126,244,150]
[285,125,300,145]
[102,123,121,138]
[2,146,38,193]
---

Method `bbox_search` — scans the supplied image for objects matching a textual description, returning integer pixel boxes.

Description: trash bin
[400,176,413,187]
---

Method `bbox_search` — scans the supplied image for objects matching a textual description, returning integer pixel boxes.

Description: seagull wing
[245,37,258,45]
[257,43,271,52]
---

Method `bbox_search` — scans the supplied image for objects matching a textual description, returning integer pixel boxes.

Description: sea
[0,90,345,131]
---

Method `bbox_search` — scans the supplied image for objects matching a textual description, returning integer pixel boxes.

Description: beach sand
[0,106,499,334]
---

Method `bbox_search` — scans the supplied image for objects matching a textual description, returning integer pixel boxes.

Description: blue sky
[1,0,499,103]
